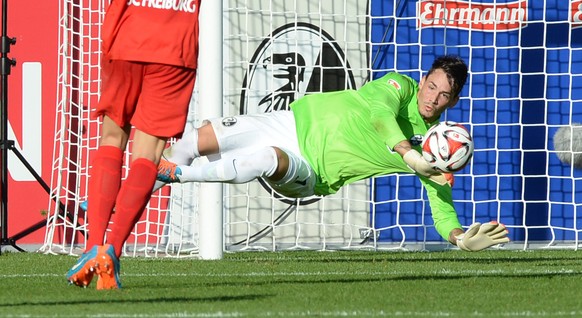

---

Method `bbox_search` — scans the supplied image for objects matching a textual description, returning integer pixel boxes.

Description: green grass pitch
[1,249,581,317]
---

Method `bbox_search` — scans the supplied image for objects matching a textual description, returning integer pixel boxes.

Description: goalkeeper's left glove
[455,221,509,252]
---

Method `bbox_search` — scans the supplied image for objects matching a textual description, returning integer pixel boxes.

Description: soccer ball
[421,121,474,172]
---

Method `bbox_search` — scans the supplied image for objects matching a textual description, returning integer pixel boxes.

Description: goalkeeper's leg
[153,127,204,191]
[171,146,315,198]
[176,146,280,183]
[155,112,297,191]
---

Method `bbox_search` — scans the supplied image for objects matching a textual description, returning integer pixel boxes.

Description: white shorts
[205,111,316,198]
[205,110,301,156]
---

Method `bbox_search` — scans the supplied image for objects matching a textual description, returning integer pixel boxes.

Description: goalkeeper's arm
[449,222,510,252]
[421,176,509,251]
[393,140,438,177]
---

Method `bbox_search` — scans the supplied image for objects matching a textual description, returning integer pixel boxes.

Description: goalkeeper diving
[152,55,509,251]
[78,55,509,255]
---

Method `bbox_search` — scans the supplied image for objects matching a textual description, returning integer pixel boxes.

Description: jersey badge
[222,117,237,127]
[388,79,401,90]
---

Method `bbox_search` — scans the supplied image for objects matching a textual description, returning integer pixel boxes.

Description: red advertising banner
[573,0,582,28]
[1,0,59,245]
[417,0,528,31]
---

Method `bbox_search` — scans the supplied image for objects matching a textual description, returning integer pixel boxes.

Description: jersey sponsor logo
[388,79,401,90]
[221,117,237,127]
[240,22,356,115]
[127,0,198,13]
[573,0,582,28]
[410,134,424,146]
[417,0,528,31]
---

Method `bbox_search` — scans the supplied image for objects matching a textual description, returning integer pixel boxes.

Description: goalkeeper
[157,55,509,252]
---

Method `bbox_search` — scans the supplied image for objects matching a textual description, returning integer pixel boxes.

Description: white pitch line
[3,311,582,318]
[10,309,580,317]
[0,268,578,279]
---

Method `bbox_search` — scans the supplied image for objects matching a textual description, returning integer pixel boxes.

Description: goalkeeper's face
[417,68,459,123]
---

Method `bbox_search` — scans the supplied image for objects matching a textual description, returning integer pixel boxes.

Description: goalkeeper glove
[403,150,437,177]
[455,221,509,252]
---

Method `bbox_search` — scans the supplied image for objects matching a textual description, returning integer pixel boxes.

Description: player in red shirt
[65,0,202,290]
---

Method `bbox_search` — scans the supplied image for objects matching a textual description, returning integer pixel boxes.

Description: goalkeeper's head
[427,55,468,99]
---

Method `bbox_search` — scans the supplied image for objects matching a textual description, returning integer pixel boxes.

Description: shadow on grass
[0,293,272,308]
[158,270,582,289]
[246,252,582,265]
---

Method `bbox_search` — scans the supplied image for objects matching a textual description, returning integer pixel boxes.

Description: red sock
[86,145,123,251]
[106,158,157,258]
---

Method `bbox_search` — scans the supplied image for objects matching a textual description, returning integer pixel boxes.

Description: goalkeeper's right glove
[455,221,510,252]
[403,150,438,177]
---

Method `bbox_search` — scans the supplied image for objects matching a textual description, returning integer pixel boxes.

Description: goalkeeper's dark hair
[427,55,468,98]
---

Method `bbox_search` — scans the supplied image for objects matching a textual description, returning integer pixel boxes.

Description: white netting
[222,0,582,251]
[42,0,582,256]
[41,0,198,257]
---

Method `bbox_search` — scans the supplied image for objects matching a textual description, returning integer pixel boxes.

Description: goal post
[42,0,582,257]
[197,0,224,260]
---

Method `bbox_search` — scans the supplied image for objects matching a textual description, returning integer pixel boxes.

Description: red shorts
[94,59,196,138]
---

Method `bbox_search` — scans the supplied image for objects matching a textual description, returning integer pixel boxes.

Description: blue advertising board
[370,0,582,242]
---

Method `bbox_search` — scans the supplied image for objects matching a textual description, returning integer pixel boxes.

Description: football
[421,121,474,173]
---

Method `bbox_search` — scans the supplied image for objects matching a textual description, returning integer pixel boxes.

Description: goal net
[42,0,582,257]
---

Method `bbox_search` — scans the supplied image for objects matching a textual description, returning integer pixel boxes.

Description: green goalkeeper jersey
[290,72,462,241]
